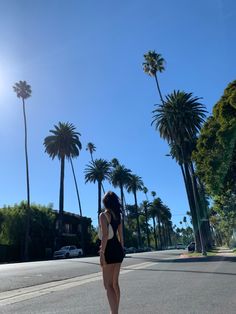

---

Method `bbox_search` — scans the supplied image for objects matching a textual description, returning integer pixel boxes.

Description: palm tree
[152,197,164,249]
[110,161,132,240]
[86,142,96,162]
[183,216,188,229]
[143,50,165,103]
[160,204,172,248]
[13,80,32,261]
[152,90,208,254]
[86,142,106,194]
[151,191,156,199]
[84,159,110,221]
[111,158,120,168]
[140,200,151,247]
[143,186,149,201]
[44,122,82,246]
[149,203,158,250]
[126,174,144,247]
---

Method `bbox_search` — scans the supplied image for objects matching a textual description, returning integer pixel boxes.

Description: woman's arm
[117,222,124,248]
[99,213,108,266]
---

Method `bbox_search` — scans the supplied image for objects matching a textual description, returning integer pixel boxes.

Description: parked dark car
[187,242,195,252]
[124,247,137,254]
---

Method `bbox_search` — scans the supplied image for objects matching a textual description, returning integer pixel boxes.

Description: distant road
[0,250,235,313]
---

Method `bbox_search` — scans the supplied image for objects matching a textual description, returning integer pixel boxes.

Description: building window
[65,223,70,233]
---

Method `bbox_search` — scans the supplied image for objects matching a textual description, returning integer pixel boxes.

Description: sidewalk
[216,247,236,257]
[180,247,236,259]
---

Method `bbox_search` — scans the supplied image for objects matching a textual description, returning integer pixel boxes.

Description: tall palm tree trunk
[181,163,201,251]
[22,98,30,261]
[120,184,126,244]
[69,158,85,253]
[144,207,150,247]
[58,156,65,248]
[197,175,213,249]
[152,216,158,250]
[189,163,207,255]
[154,74,164,104]
[162,223,167,248]
[167,227,172,246]
[156,213,163,249]
[98,181,102,222]
[69,158,82,216]
[184,162,205,254]
[134,191,141,247]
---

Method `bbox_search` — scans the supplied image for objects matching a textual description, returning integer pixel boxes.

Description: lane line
[0,262,156,306]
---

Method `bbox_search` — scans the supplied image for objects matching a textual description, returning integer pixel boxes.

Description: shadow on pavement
[127,254,236,264]
[121,265,236,276]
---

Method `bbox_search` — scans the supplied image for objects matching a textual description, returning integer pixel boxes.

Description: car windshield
[60,246,69,250]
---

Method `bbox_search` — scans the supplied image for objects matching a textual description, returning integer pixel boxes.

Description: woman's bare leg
[113,263,121,309]
[102,264,118,314]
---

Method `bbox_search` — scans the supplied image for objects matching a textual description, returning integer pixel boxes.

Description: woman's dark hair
[103,191,122,221]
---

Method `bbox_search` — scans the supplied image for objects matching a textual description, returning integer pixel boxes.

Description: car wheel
[65,253,69,258]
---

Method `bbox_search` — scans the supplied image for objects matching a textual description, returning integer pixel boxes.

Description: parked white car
[53,245,83,259]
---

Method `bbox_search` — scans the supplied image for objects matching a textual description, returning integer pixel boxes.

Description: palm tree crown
[126,174,144,194]
[151,191,156,198]
[84,159,111,184]
[44,122,82,160]
[84,159,111,218]
[152,90,207,145]
[143,186,148,194]
[13,81,32,99]
[143,51,165,77]
[110,164,132,189]
[86,142,96,161]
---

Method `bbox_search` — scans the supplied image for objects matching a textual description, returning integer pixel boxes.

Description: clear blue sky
[0,0,235,227]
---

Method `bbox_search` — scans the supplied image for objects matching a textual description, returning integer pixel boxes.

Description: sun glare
[0,62,13,100]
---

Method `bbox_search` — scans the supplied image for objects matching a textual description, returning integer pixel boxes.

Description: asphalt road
[0,250,235,313]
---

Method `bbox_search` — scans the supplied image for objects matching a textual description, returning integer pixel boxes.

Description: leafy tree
[84,159,110,220]
[13,80,32,261]
[0,203,56,261]
[126,174,144,247]
[44,122,82,245]
[210,191,236,246]
[194,80,236,247]
[194,80,236,197]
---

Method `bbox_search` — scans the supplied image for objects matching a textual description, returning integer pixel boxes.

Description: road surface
[0,250,235,313]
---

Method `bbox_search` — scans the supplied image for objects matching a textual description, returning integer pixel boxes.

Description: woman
[99,191,124,314]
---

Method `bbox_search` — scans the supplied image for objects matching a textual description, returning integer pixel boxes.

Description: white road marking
[0,262,156,306]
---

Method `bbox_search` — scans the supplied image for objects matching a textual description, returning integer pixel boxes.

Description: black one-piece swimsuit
[104,214,124,264]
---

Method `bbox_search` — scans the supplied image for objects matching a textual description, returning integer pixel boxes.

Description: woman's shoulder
[99,211,111,222]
